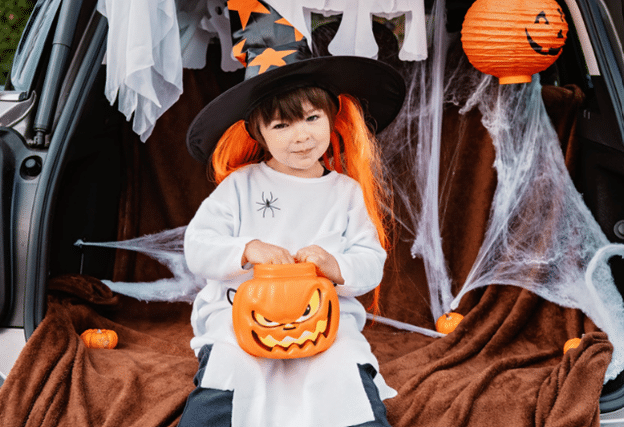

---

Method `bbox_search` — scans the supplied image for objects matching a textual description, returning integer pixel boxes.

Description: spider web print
[256,191,280,218]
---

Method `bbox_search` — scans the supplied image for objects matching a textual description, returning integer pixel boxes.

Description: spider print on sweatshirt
[256,191,280,218]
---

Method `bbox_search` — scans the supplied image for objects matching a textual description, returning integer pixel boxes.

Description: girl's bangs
[256,87,337,125]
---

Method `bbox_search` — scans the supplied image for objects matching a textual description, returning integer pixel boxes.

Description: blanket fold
[1,275,196,427]
[371,285,611,426]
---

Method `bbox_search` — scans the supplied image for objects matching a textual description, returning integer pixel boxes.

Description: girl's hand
[242,240,295,265]
[295,245,344,284]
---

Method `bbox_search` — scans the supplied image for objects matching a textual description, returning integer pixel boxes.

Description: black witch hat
[187,0,406,164]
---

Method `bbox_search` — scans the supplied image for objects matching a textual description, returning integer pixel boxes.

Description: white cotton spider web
[446,70,624,382]
[75,226,204,303]
[380,0,624,381]
[380,0,453,322]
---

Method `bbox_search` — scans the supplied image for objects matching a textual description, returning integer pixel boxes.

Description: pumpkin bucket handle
[226,288,236,305]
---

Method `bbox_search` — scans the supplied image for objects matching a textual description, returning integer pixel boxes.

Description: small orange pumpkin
[563,337,582,354]
[81,328,118,349]
[435,312,464,334]
[232,262,340,359]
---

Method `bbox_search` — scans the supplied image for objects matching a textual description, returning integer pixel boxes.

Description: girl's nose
[293,121,311,142]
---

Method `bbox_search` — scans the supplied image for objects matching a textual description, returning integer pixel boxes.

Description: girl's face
[259,100,331,178]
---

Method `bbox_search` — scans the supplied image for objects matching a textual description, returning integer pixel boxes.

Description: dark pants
[178,345,391,427]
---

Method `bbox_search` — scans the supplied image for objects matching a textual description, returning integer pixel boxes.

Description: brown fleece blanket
[0,62,613,427]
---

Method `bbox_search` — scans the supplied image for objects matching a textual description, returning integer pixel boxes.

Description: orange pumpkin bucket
[461,0,568,84]
[232,262,340,359]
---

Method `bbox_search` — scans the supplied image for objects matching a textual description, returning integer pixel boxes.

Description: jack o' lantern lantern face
[525,8,567,56]
[251,289,333,352]
[232,263,340,359]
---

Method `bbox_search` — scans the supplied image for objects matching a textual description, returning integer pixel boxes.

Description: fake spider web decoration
[80,0,624,382]
[377,0,624,382]
[76,226,204,303]
[445,72,624,382]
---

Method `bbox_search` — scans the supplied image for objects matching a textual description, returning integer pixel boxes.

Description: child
[179,2,405,426]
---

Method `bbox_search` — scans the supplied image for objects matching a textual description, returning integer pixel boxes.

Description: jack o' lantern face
[232,263,340,359]
[525,8,567,56]
[251,289,333,352]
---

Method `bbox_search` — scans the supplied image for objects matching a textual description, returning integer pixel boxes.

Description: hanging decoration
[265,0,427,61]
[97,0,429,142]
[461,0,568,84]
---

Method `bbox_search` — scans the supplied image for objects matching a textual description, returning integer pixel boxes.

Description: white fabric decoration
[97,0,184,142]
[202,0,244,72]
[98,0,427,140]
[266,0,427,61]
[177,0,212,70]
[177,0,243,72]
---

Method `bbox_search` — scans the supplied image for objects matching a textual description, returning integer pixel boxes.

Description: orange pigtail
[330,132,344,173]
[333,94,393,315]
[212,120,267,184]
[334,95,391,249]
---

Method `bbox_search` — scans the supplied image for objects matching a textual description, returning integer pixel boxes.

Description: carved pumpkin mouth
[252,301,333,352]
[525,28,564,56]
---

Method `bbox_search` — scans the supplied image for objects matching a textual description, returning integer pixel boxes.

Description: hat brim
[187,56,406,164]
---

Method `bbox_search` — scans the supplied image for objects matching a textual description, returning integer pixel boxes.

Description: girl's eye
[272,122,288,130]
[306,114,319,122]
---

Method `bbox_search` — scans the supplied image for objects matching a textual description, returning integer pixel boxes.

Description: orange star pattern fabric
[248,48,297,74]
[275,17,304,41]
[227,0,270,30]
[233,39,247,65]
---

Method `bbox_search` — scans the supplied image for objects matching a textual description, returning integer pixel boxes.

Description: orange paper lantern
[232,262,340,359]
[461,0,568,84]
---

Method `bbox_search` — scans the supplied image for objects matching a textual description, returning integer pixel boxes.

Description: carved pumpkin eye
[296,289,321,323]
[253,311,280,328]
[534,11,548,24]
